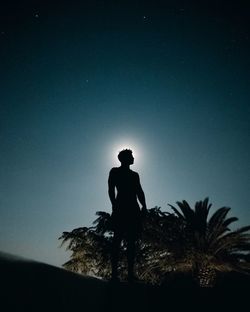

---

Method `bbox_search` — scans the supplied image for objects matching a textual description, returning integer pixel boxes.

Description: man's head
[118,149,134,165]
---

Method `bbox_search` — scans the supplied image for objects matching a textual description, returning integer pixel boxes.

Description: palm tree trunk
[194,263,217,287]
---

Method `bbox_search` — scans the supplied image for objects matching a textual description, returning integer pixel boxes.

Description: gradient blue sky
[1,1,250,267]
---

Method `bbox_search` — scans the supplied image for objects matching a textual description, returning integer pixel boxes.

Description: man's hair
[118,149,133,163]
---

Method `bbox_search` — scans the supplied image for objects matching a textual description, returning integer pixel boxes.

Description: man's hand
[141,205,147,216]
[112,203,118,212]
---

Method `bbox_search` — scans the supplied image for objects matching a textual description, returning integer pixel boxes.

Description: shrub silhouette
[59,198,250,287]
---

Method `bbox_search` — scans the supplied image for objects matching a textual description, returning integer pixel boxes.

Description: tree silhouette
[59,198,250,287]
[168,198,250,287]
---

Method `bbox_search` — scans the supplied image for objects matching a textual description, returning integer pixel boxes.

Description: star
[34,13,39,18]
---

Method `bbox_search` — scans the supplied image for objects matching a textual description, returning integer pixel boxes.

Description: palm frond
[207,207,231,243]
[93,211,112,235]
[208,207,231,232]
[176,200,195,224]
[168,204,185,220]
[222,217,238,228]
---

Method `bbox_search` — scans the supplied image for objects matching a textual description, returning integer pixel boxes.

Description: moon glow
[110,138,141,166]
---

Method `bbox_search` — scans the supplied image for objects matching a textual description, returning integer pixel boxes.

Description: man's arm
[136,173,147,211]
[108,169,116,209]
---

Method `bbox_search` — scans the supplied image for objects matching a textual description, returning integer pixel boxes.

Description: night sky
[1,1,250,267]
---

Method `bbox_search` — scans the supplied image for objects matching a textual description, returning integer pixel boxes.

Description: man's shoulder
[109,167,119,174]
[109,167,139,177]
[130,169,139,177]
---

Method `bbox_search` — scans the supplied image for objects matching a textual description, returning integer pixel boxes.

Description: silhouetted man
[108,149,147,282]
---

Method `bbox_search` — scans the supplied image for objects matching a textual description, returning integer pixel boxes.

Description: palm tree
[59,199,250,287]
[168,198,250,287]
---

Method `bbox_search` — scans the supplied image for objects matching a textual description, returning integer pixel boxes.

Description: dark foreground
[0,252,249,312]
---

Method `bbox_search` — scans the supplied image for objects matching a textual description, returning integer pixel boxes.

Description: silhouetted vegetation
[59,198,250,287]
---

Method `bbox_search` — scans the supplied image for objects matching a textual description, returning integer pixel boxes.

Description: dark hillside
[0,252,249,312]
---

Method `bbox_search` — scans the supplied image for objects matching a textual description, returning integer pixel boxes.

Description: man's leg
[111,231,122,280]
[127,237,136,281]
